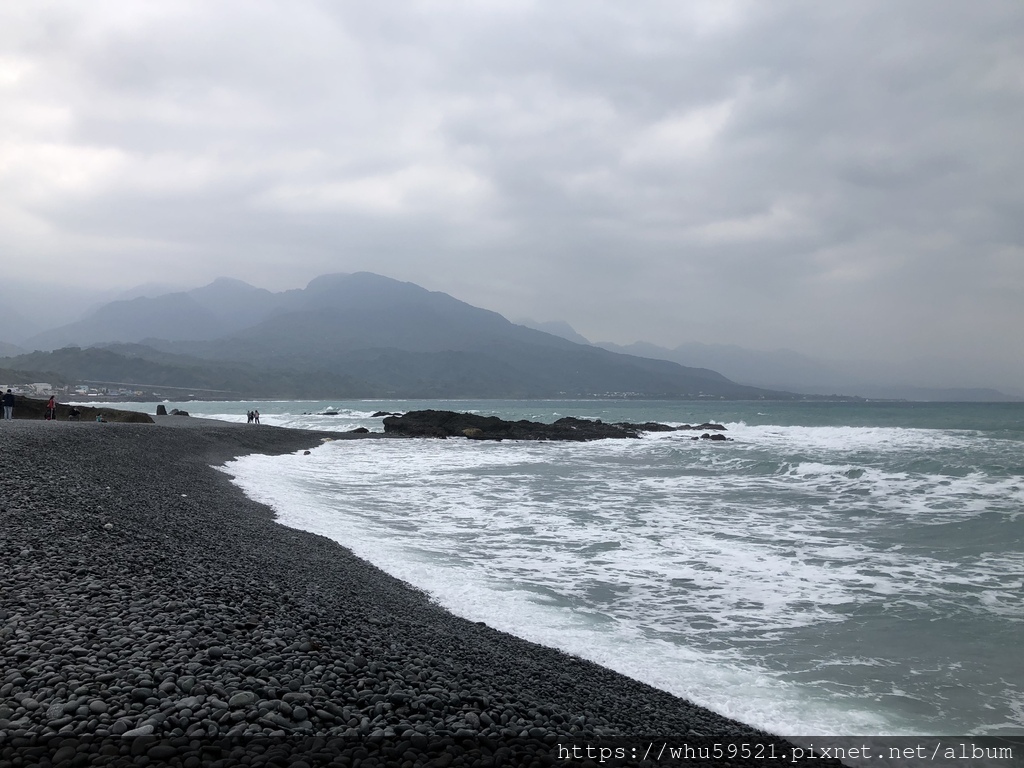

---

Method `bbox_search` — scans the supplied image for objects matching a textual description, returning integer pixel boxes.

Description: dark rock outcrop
[383,410,685,441]
[10,395,153,423]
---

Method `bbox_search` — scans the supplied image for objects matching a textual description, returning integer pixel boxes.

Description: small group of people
[246,409,261,424]
[1,391,83,421]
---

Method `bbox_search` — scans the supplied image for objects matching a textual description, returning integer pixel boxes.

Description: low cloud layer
[2,1,1022,386]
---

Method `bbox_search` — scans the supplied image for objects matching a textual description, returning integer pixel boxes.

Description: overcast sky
[2,1,1023,384]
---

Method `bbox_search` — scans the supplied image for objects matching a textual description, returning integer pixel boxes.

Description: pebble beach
[0,418,841,767]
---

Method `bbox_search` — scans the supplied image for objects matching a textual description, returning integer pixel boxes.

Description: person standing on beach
[254,409,260,424]
[3,389,14,420]
[45,395,57,421]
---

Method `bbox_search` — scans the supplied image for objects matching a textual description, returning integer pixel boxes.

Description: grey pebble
[228,691,255,708]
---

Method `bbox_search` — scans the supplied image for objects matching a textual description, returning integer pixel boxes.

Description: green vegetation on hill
[2,347,372,399]
[2,342,796,400]
[0,365,68,387]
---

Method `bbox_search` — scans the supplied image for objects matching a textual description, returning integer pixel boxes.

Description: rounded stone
[228,691,255,708]
[51,745,78,763]
[148,744,179,760]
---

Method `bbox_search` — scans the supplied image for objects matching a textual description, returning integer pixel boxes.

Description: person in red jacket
[45,395,57,421]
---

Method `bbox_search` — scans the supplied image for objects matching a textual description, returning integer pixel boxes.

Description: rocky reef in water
[382,409,727,441]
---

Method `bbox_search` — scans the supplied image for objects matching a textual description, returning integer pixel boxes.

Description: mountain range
[1,273,803,400]
[590,341,1020,402]
[6,272,1015,401]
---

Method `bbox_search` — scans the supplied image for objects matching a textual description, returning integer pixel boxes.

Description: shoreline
[0,420,842,766]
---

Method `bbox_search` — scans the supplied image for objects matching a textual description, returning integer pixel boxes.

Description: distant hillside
[514,319,592,345]
[0,364,68,387]
[7,273,805,400]
[141,273,793,399]
[596,341,845,391]
[23,278,284,350]
[3,346,372,399]
[0,304,40,345]
[595,340,1020,402]
[0,341,27,358]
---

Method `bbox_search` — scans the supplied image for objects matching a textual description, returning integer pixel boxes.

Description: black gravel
[0,420,843,767]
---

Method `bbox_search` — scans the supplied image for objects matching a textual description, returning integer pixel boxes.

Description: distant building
[0,384,32,395]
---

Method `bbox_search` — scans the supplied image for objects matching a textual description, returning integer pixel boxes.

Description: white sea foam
[223,441,896,734]
[221,429,1020,734]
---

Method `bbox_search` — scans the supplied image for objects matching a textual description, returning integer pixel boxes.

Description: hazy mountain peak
[515,319,592,345]
[303,272,354,291]
[113,281,185,301]
[0,340,27,357]
[189,277,269,302]
[200,276,260,291]
[303,271,433,297]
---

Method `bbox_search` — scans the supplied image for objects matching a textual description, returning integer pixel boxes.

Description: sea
[86,399,1024,738]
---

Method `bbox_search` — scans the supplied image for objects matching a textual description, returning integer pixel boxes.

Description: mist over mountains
[2,273,792,400]
[520,325,1022,402]
[592,342,1020,402]
[2,272,1017,401]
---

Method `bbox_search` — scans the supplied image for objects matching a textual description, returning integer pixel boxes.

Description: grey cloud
[1,0,1022,387]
